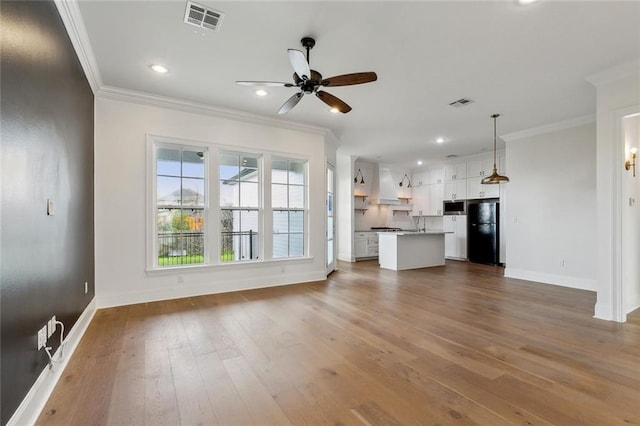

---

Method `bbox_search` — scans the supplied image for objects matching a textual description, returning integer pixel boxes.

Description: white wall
[623,114,640,314]
[587,59,640,321]
[504,121,597,290]
[336,149,354,262]
[95,96,329,307]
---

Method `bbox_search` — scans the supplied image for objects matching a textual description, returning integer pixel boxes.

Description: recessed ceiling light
[517,0,538,4]
[254,89,268,97]
[417,160,423,166]
[436,137,445,144]
[150,64,168,74]
[329,108,340,114]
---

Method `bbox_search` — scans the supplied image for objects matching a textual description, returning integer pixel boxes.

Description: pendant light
[481,114,510,184]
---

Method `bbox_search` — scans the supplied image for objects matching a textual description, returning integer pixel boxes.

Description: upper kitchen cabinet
[411,185,429,216]
[445,163,467,181]
[467,158,493,178]
[467,153,505,178]
[429,167,444,184]
[412,170,429,187]
[428,183,444,215]
[467,177,500,199]
[444,180,467,201]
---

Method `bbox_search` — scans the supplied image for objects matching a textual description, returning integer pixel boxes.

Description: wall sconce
[625,147,637,177]
[354,168,365,185]
[399,174,412,188]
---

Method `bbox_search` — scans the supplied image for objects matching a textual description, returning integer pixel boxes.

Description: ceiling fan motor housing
[294,70,323,93]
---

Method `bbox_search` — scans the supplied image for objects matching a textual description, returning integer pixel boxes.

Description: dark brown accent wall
[0,1,95,423]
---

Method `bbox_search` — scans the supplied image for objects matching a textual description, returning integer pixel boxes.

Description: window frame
[271,157,308,259]
[218,150,263,263]
[146,135,312,272]
[147,137,211,270]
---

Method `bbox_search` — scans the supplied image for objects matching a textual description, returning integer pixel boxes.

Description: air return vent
[184,1,224,32]
[448,98,474,107]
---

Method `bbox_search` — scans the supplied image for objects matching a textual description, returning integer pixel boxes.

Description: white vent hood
[371,165,401,205]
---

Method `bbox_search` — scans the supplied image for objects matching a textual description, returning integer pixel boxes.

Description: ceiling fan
[236,37,377,114]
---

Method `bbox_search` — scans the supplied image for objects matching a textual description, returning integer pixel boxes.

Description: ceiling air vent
[445,154,459,159]
[184,1,224,32]
[448,98,474,107]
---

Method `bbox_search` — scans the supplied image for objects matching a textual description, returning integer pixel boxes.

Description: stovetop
[371,227,403,231]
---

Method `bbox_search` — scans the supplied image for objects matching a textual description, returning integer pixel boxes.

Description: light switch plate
[47,198,54,216]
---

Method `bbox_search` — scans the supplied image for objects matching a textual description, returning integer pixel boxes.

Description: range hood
[371,165,401,205]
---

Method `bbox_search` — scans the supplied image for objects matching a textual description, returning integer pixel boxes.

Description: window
[219,152,261,262]
[149,137,310,270]
[272,158,307,258]
[155,145,206,267]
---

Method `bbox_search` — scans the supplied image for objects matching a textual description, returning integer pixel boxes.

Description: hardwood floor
[38,260,640,425]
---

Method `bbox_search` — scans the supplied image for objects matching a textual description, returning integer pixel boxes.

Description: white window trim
[146,134,312,273]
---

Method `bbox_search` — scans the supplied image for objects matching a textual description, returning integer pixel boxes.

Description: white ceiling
[77,1,640,168]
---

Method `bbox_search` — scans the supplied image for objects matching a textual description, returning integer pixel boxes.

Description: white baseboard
[504,268,597,291]
[7,297,96,426]
[7,298,97,426]
[594,301,613,321]
[97,271,327,308]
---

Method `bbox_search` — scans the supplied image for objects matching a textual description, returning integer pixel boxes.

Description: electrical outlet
[84,281,88,294]
[177,275,184,284]
[48,315,56,338]
[37,326,47,350]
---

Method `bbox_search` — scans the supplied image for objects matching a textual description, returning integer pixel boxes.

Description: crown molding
[53,0,102,93]
[53,0,340,142]
[96,85,337,138]
[585,59,640,88]
[501,114,595,143]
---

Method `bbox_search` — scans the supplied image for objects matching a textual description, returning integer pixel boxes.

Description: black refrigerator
[467,200,499,265]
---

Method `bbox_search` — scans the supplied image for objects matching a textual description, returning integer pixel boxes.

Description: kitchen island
[378,231,448,270]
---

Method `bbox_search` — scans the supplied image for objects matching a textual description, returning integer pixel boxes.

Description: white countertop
[378,231,449,236]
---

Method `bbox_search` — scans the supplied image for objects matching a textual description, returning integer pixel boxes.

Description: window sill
[145,256,315,276]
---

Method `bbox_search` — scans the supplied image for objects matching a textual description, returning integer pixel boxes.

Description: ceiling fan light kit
[236,37,377,115]
[481,113,510,185]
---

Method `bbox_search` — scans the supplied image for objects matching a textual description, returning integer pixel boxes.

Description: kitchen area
[350,151,506,270]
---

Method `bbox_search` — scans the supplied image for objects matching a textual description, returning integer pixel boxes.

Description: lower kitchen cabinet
[355,232,379,259]
[444,215,467,260]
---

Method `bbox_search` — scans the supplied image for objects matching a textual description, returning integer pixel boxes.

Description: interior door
[327,163,336,273]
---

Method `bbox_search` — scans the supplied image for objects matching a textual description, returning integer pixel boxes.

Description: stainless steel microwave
[443,200,467,215]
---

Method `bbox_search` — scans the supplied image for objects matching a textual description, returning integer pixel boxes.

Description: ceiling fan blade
[321,72,378,87]
[287,49,310,80]
[316,90,352,113]
[236,81,294,87]
[278,92,304,114]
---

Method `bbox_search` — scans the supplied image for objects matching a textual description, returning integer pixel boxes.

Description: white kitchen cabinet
[429,167,444,185]
[354,233,368,258]
[412,170,429,187]
[367,233,379,257]
[355,232,379,259]
[445,163,467,182]
[428,183,444,215]
[411,185,429,216]
[467,177,500,199]
[466,158,494,178]
[444,215,467,260]
[444,180,467,201]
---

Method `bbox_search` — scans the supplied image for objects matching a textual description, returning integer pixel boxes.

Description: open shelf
[397,196,412,204]
[354,208,368,215]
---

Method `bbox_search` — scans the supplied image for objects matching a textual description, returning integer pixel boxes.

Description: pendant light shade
[481,114,510,185]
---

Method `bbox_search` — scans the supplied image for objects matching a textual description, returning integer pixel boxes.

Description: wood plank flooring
[37,260,640,425]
